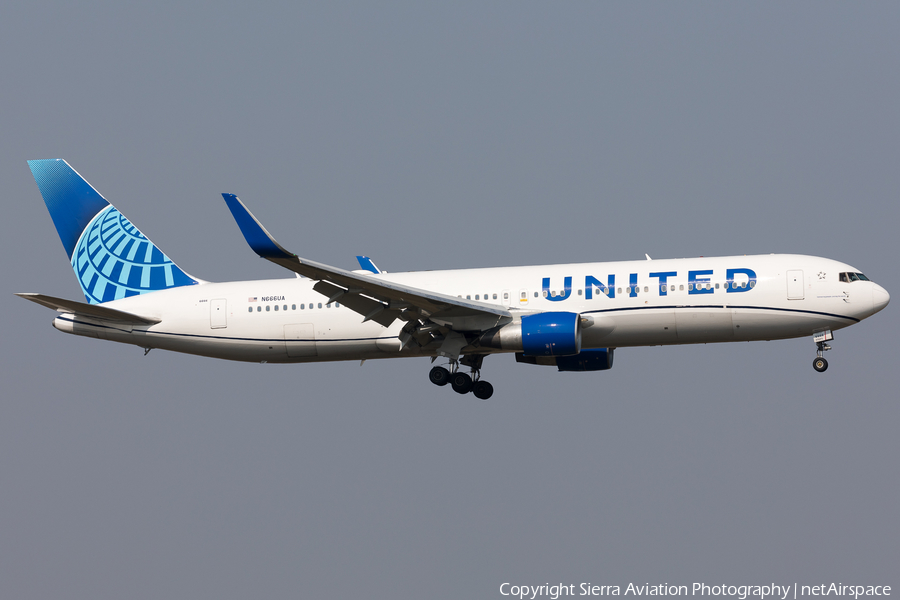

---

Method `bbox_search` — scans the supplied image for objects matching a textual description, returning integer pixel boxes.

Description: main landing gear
[812,330,833,373]
[428,355,494,399]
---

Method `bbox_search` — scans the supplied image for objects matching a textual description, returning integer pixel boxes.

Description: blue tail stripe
[127,265,143,288]
[28,159,110,259]
[118,263,132,285]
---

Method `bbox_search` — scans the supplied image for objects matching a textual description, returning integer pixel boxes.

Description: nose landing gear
[812,330,833,372]
[428,355,494,399]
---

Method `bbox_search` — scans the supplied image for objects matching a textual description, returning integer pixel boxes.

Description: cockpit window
[840,272,869,283]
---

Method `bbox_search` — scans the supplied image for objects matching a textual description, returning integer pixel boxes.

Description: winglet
[221,194,294,259]
[356,256,381,274]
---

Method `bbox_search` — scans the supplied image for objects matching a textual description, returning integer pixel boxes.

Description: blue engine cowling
[521,311,581,356]
[515,348,615,372]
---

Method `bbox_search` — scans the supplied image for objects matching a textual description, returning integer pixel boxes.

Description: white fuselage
[51,254,888,364]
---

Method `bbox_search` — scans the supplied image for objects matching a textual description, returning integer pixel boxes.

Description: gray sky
[2,2,898,598]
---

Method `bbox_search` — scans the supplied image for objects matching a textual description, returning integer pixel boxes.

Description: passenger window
[660,285,666,292]
[504,292,509,299]
[257,306,261,312]
[475,295,479,300]
[543,291,548,298]
[679,285,684,291]
[715,283,719,289]
[604,288,609,295]
[266,305,270,312]
[292,304,296,310]
[617,288,622,294]
[534,291,538,298]
[670,285,675,292]
[578,289,582,296]
[466,295,471,300]
[750,281,756,288]
[520,292,526,299]
[318,303,323,309]
[643,286,648,293]
[274,305,279,311]
[248,307,252,313]
[741,282,746,288]
[688,284,693,291]
[493,293,498,299]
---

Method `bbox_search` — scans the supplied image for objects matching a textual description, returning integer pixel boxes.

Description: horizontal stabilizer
[16,293,160,325]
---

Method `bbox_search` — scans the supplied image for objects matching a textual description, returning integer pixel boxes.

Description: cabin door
[787,270,804,300]
[210,299,227,329]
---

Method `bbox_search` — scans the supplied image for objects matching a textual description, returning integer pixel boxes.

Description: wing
[16,293,161,325]
[221,194,512,334]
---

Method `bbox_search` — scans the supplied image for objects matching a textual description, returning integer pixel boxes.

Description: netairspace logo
[498,583,892,600]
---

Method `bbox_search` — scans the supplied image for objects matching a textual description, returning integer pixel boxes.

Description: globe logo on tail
[73,205,196,304]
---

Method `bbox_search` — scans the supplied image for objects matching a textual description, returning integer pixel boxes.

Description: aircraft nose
[872,283,890,314]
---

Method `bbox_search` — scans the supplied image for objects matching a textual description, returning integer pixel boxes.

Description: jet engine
[479,311,584,356]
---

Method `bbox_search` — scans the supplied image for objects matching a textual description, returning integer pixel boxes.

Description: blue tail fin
[28,159,198,304]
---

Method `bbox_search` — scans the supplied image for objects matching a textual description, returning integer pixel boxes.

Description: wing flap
[312,281,401,328]
[16,293,161,325]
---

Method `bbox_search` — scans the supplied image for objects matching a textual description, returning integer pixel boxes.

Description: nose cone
[872,284,890,314]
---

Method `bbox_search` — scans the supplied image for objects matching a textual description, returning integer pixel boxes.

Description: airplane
[19,159,890,399]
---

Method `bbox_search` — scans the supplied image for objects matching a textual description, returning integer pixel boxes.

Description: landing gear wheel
[450,372,473,394]
[429,366,450,386]
[813,357,828,372]
[472,380,494,400]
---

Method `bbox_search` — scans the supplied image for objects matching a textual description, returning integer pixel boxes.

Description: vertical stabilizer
[27,159,198,304]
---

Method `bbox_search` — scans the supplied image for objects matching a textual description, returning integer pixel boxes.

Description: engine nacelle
[516,348,615,372]
[479,311,582,356]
